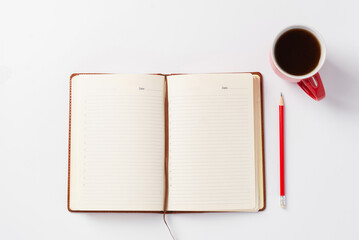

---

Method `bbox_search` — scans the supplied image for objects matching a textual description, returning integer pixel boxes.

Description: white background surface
[0,0,358,239]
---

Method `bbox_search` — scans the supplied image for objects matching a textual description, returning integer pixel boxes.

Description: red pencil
[279,93,286,208]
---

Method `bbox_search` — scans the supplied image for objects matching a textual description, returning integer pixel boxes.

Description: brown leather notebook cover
[68,72,265,213]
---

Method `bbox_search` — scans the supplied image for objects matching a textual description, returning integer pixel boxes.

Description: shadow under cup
[270,25,326,101]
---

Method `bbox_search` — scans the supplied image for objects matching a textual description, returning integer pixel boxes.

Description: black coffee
[274,28,321,76]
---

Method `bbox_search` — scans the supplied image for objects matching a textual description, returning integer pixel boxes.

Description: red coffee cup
[270,25,326,101]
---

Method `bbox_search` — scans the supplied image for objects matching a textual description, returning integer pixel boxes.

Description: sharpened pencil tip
[279,93,284,105]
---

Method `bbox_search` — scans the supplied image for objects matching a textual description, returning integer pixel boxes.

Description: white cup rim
[271,25,326,80]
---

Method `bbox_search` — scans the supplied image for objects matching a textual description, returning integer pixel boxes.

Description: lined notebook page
[69,74,165,211]
[167,74,257,211]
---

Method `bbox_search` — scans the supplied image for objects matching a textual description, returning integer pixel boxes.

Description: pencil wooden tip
[279,93,284,105]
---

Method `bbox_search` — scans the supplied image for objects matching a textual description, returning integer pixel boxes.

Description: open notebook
[68,73,265,212]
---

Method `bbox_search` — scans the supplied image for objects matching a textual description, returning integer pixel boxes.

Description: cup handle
[297,72,326,101]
